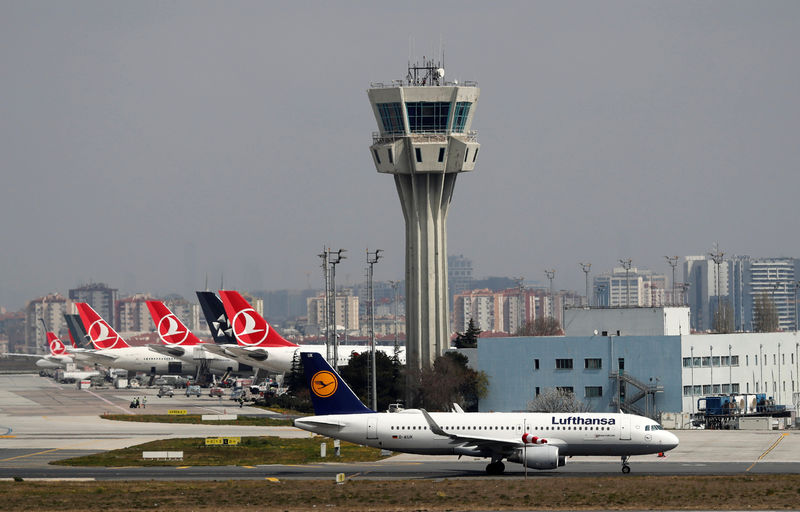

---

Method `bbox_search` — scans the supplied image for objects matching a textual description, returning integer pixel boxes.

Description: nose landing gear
[621,455,631,474]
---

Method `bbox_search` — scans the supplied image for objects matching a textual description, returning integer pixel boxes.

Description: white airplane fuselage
[73,346,198,375]
[295,410,679,458]
[210,344,405,374]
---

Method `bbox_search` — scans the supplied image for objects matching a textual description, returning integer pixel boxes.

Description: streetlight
[710,345,714,395]
[328,248,347,371]
[709,247,724,331]
[728,344,732,395]
[619,259,632,307]
[389,280,400,361]
[665,256,679,306]
[544,269,556,318]
[367,248,383,411]
[579,263,591,307]
[690,346,695,414]
[759,343,763,394]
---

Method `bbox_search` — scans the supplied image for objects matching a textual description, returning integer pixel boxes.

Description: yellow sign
[167,409,188,415]
[205,437,241,446]
[310,370,338,398]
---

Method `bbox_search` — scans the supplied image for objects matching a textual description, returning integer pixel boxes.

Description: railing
[369,80,478,88]
[372,130,478,145]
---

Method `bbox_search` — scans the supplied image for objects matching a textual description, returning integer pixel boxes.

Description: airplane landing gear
[621,455,631,474]
[485,461,505,475]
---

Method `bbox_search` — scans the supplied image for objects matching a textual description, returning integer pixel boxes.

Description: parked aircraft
[72,303,198,376]
[294,352,679,475]
[196,290,236,345]
[3,332,75,369]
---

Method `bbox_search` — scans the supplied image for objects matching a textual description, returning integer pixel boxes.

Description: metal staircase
[609,370,663,418]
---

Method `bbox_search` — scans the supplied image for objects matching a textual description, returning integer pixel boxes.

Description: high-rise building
[116,294,156,332]
[306,293,359,335]
[69,283,117,329]
[448,254,474,306]
[594,267,668,309]
[24,294,69,353]
[368,59,480,370]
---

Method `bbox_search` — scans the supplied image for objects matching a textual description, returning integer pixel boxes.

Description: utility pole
[544,269,555,318]
[665,256,679,306]
[709,246,724,331]
[619,259,632,307]
[579,263,591,307]
[367,249,383,411]
[318,248,330,362]
[328,248,346,371]
[389,280,400,360]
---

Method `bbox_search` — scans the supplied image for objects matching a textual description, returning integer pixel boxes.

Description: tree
[411,352,489,411]
[516,316,562,336]
[339,350,404,411]
[713,300,734,333]
[453,318,481,348]
[753,292,779,332]
[527,387,592,413]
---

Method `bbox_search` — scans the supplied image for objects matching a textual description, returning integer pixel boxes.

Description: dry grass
[1,475,799,511]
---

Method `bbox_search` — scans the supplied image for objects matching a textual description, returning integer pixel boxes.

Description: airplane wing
[147,344,186,358]
[2,352,45,358]
[223,346,269,362]
[420,409,566,455]
[69,351,119,365]
[294,417,344,429]
[199,343,229,357]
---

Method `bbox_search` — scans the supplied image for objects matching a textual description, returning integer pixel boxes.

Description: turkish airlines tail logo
[219,290,297,348]
[146,301,201,346]
[46,332,67,355]
[75,303,129,349]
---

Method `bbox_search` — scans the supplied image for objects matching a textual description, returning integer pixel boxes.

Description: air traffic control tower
[368,60,480,370]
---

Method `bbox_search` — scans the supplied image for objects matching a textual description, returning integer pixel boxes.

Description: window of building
[438,147,445,162]
[373,149,381,164]
[746,355,749,366]
[388,148,393,164]
[464,149,469,162]
[555,358,573,370]
[693,357,701,367]
[415,147,422,162]
[472,148,479,162]
[405,101,450,133]
[732,383,740,393]
[533,359,539,371]
[585,386,603,398]
[682,357,692,368]
[452,101,471,132]
[377,102,405,133]
[702,385,711,394]
[683,386,693,396]
[584,358,602,369]
[556,386,574,394]
[535,386,540,396]
[712,356,720,367]
[731,355,739,366]
[712,384,721,394]
[701,357,710,367]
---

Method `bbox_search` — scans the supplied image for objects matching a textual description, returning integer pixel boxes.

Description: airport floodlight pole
[595,283,607,308]
[367,249,383,411]
[709,247,724,330]
[544,269,556,317]
[665,256,679,305]
[579,263,591,307]
[681,282,691,306]
[328,249,347,371]
[318,248,330,362]
[619,259,632,307]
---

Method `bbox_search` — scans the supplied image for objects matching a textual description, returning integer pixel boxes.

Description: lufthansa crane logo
[310,370,338,398]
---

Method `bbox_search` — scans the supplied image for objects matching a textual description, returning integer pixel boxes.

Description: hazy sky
[2,1,799,310]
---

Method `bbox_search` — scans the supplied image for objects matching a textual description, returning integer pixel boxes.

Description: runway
[1,373,798,480]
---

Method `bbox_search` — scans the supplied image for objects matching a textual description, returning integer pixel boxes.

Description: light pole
[710,345,714,395]
[778,342,781,405]
[544,269,556,318]
[318,248,330,362]
[328,248,346,371]
[665,256,679,306]
[619,259,632,307]
[709,248,724,331]
[367,248,383,411]
[728,344,732,395]
[690,346,695,414]
[579,263,591,307]
[759,343,763,394]
[794,281,800,332]
[389,280,400,361]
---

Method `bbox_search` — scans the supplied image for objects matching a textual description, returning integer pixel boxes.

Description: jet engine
[507,445,566,470]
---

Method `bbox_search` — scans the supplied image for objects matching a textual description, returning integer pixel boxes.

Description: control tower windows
[438,147,445,162]
[373,149,381,164]
[472,148,479,162]
[415,148,422,162]
[377,103,405,134]
[406,101,450,133]
[453,102,472,132]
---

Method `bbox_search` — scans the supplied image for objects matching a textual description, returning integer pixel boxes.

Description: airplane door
[367,417,378,439]
[619,415,631,440]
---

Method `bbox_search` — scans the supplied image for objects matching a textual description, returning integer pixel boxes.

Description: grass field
[51,436,387,467]
[1,475,799,511]
[100,413,293,426]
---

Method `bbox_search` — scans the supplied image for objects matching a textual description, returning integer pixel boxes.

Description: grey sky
[2,1,799,310]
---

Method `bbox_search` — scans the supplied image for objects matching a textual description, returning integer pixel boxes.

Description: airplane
[207,290,404,373]
[72,302,199,376]
[144,300,254,376]
[293,352,680,475]
[3,331,75,369]
[196,290,237,345]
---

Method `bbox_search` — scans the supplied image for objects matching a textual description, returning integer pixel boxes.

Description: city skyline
[3,2,800,311]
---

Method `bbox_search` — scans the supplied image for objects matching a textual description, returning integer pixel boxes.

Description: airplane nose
[662,432,679,451]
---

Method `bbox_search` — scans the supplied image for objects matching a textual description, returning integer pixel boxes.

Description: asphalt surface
[1,373,799,480]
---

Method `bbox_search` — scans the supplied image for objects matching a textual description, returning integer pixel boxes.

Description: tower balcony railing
[372,130,478,145]
[370,80,478,88]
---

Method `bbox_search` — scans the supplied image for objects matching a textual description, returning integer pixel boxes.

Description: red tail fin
[218,290,297,348]
[75,303,130,349]
[146,301,202,346]
[46,332,67,356]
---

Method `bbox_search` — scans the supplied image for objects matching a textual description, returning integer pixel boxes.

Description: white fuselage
[213,344,405,374]
[73,346,197,375]
[295,410,679,458]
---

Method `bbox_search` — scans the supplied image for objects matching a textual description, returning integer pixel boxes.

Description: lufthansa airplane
[294,352,679,474]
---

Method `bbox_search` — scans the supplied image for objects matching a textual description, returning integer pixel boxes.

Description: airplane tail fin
[46,332,67,356]
[218,290,297,348]
[301,352,373,415]
[146,301,202,346]
[196,291,236,345]
[64,314,89,348]
[75,303,130,349]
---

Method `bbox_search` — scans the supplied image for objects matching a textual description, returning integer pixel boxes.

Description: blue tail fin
[196,291,236,345]
[301,352,373,415]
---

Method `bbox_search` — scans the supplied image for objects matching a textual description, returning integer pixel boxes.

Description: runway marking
[83,389,133,415]
[0,435,15,438]
[177,466,190,469]
[265,477,279,482]
[0,448,62,462]
[241,465,255,469]
[745,433,789,472]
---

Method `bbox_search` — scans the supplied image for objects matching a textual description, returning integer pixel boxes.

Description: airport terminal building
[477,308,800,416]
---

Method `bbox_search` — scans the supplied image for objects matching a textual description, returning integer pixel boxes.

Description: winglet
[420,409,451,437]
[301,352,373,415]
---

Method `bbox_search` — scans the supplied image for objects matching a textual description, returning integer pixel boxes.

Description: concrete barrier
[201,414,238,421]
[142,451,183,460]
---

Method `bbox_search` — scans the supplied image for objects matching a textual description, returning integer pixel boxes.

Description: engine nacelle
[507,445,565,470]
